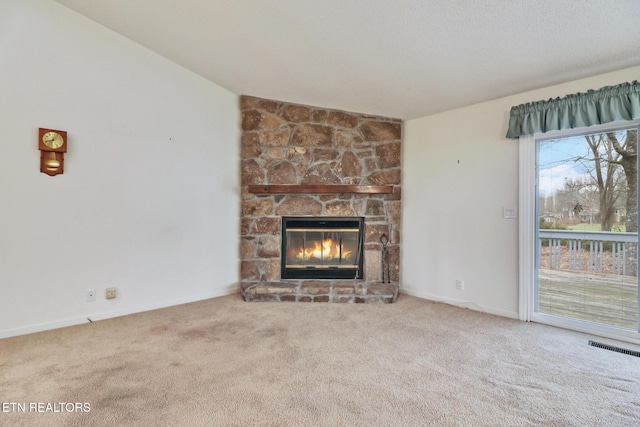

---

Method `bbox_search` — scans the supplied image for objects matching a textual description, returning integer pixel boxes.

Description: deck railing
[539,230,638,275]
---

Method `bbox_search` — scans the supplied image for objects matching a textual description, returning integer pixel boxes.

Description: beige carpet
[1,293,639,426]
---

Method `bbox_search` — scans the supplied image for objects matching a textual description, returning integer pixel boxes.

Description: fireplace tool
[380,234,390,283]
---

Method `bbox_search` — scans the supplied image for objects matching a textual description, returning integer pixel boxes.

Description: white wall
[0,0,240,338]
[403,66,640,319]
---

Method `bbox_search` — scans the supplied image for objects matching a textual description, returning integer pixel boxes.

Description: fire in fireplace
[281,217,364,279]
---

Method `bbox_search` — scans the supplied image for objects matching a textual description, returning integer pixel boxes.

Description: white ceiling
[54,0,640,120]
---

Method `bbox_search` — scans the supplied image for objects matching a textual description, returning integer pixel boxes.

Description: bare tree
[583,133,625,231]
[555,177,599,224]
[606,130,637,233]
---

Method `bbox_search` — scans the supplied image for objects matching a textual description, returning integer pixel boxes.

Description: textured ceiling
[53,0,640,120]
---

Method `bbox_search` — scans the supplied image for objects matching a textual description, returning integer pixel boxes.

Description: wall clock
[38,128,67,176]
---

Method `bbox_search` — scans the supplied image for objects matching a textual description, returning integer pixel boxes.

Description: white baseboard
[0,288,239,339]
[400,287,519,320]
[3,287,519,339]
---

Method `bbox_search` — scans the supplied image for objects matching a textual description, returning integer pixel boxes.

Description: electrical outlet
[87,289,96,301]
[455,279,465,291]
[105,287,117,299]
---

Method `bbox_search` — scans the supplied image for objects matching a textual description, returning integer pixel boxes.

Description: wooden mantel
[248,185,393,194]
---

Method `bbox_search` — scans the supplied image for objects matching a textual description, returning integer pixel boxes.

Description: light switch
[503,207,517,219]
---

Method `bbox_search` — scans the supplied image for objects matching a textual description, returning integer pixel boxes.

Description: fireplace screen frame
[281,216,365,280]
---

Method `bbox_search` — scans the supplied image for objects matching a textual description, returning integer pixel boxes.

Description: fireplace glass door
[281,217,364,279]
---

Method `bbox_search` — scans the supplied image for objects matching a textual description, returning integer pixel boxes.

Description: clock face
[42,131,64,149]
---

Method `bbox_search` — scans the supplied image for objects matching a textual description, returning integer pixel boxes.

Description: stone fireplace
[239,95,401,303]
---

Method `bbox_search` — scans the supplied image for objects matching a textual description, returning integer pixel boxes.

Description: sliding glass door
[536,125,639,333]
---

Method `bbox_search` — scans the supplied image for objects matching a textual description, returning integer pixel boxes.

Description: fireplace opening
[281,217,364,280]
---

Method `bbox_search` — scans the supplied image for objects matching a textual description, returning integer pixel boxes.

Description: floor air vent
[588,340,640,358]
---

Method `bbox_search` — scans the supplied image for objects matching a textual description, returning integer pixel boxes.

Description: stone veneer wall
[240,95,401,302]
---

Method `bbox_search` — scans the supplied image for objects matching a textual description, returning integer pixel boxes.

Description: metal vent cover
[588,340,640,358]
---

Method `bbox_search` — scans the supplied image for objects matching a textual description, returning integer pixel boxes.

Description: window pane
[537,128,638,330]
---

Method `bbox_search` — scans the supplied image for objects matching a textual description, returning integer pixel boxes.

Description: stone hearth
[239,96,401,303]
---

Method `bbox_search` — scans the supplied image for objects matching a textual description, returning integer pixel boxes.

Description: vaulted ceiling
[54,0,640,120]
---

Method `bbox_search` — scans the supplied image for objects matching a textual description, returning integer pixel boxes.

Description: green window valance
[506,80,640,139]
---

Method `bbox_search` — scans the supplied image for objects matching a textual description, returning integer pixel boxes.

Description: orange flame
[295,238,352,261]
